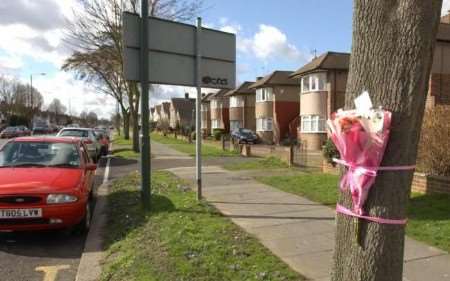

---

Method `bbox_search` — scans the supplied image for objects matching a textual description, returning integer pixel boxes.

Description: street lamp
[30,72,46,125]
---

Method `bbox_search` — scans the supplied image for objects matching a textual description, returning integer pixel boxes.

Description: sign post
[140,0,151,209]
[195,17,202,199]
[123,11,235,204]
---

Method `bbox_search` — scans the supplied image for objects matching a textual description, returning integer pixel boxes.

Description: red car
[0,137,97,234]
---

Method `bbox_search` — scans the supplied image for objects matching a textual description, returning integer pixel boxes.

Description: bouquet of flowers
[327,92,392,216]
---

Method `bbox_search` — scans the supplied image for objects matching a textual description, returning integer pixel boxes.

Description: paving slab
[157,144,450,281]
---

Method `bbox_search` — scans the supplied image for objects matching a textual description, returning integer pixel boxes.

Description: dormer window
[301,73,326,93]
[256,88,273,102]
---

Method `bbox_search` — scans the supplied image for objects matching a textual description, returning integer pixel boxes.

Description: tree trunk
[129,81,140,153]
[122,110,130,140]
[332,1,442,281]
[131,108,140,152]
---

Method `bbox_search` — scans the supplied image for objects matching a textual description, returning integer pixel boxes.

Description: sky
[0,0,449,119]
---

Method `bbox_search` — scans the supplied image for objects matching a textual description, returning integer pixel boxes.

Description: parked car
[94,129,110,156]
[231,128,259,144]
[57,128,101,161]
[0,137,97,233]
[0,126,28,138]
[17,126,31,136]
[32,126,52,135]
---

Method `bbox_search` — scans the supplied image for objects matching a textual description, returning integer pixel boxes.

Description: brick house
[159,102,171,129]
[249,71,300,144]
[290,52,350,150]
[153,104,162,122]
[169,94,196,130]
[201,93,212,136]
[427,15,450,107]
[207,89,230,133]
[150,107,155,121]
[224,81,256,132]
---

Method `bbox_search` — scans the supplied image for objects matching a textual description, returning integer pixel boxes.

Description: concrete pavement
[151,141,450,281]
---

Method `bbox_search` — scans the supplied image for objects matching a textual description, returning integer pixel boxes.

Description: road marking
[35,265,70,281]
[103,156,111,185]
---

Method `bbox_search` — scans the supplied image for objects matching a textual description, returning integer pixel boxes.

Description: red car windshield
[0,142,80,168]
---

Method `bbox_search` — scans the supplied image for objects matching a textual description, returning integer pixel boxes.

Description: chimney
[185,92,189,99]
[257,76,263,81]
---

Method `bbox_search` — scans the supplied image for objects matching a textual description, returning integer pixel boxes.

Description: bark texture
[332,1,442,281]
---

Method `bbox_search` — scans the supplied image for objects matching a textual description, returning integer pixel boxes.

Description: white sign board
[123,12,236,89]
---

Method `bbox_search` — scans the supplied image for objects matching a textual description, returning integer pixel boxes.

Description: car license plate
[0,208,42,219]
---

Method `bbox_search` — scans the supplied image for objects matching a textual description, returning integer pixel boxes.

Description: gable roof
[201,93,214,102]
[224,81,256,97]
[209,89,229,99]
[290,52,350,79]
[248,71,297,89]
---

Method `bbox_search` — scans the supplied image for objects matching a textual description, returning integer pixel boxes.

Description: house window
[300,115,326,133]
[301,73,327,93]
[211,100,220,109]
[256,88,273,102]
[230,96,244,108]
[211,119,221,129]
[256,118,273,132]
[230,120,242,131]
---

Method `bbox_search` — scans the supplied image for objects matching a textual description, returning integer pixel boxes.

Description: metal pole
[195,17,202,200]
[140,0,151,209]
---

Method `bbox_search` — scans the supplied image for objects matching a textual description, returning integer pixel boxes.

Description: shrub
[322,138,340,166]
[212,128,225,141]
[417,106,450,176]
[191,131,196,140]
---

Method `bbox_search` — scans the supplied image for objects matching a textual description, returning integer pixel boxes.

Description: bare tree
[0,76,43,124]
[63,0,203,152]
[48,98,67,124]
[332,1,442,281]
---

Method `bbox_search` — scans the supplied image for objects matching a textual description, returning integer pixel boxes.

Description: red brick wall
[429,73,450,105]
[273,101,300,144]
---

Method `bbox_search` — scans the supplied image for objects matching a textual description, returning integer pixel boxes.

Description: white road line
[102,157,111,185]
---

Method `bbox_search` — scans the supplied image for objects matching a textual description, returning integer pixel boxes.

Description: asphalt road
[0,138,110,281]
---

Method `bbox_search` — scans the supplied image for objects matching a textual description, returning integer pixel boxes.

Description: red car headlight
[46,194,78,204]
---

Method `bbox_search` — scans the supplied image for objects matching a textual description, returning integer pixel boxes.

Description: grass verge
[224,156,289,171]
[112,134,132,146]
[111,147,140,159]
[151,132,238,157]
[257,173,450,252]
[101,171,304,281]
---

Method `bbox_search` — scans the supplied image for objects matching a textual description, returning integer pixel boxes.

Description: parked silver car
[56,128,101,161]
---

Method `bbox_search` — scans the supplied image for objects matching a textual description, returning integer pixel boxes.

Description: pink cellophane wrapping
[327,110,392,215]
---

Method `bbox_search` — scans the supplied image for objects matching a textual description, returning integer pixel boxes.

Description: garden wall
[322,163,450,195]
[411,173,450,194]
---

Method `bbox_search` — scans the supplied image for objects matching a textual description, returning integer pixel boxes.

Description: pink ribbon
[333,158,416,172]
[336,204,407,225]
[333,158,416,217]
